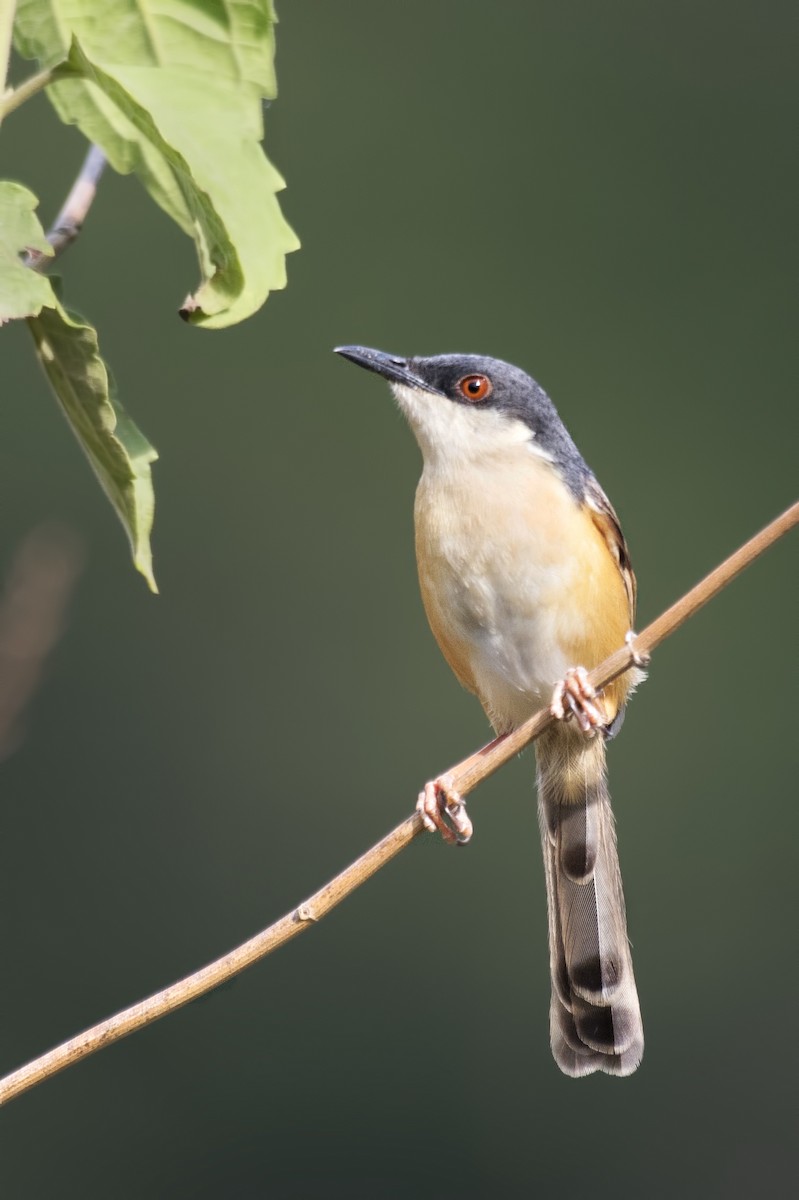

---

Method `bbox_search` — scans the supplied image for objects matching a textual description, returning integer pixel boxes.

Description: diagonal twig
[25,143,107,271]
[0,499,796,1107]
[0,64,56,122]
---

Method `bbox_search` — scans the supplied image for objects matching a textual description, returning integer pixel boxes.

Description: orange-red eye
[458,374,492,402]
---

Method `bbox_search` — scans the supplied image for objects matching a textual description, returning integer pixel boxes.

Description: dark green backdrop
[1,3,796,1197]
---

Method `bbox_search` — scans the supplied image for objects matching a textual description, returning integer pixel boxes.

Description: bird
[335,344,645,1077]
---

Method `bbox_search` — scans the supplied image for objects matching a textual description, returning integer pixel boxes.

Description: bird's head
[335,345,587,492]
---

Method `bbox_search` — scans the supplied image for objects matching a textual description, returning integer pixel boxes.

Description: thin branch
[0,500,796,1107]
[25,143,107,270]
[454,498,799,794]
[0,64,55,120]
[0,3,16,113]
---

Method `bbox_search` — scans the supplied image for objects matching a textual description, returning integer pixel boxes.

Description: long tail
[535,726,643,1077]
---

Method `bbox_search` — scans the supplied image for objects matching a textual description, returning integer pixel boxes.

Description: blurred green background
[1,3,796,1197]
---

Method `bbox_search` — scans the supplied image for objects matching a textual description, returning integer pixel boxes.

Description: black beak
[334,345,440,394]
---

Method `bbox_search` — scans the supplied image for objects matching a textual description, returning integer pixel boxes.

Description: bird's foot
[551,666,606,736]
[417,773,473,846]
[625,630,651,668]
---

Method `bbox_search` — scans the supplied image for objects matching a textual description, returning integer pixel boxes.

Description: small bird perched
[335,345,644,1077]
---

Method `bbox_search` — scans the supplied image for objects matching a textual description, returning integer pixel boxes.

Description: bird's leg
[417,772,473,846]
[551,666,607,736]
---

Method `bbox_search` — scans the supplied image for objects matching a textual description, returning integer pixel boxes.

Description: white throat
[390,382,541,470]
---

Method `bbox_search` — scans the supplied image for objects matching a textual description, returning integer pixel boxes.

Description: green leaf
[14,1,299,328]
[27,300,159,592]
[0,182,57,320]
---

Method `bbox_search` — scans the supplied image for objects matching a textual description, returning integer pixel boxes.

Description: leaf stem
[0,64,55,120]
[0,499,796,1107]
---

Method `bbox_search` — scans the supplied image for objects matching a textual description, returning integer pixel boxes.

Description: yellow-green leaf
[0,182,56,321]
[14,1,299,328]
[27,300,159,591]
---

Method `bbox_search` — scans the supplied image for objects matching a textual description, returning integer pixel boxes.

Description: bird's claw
[551,666,607,736]
[417,773,473,846]
[625,630,651,668]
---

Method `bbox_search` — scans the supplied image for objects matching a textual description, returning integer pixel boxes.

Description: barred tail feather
[536,727,643,1077]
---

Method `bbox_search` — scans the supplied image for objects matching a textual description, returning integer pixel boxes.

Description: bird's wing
[583,476,636,620]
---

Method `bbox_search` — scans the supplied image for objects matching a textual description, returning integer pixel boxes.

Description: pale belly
[414,455,622,734]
